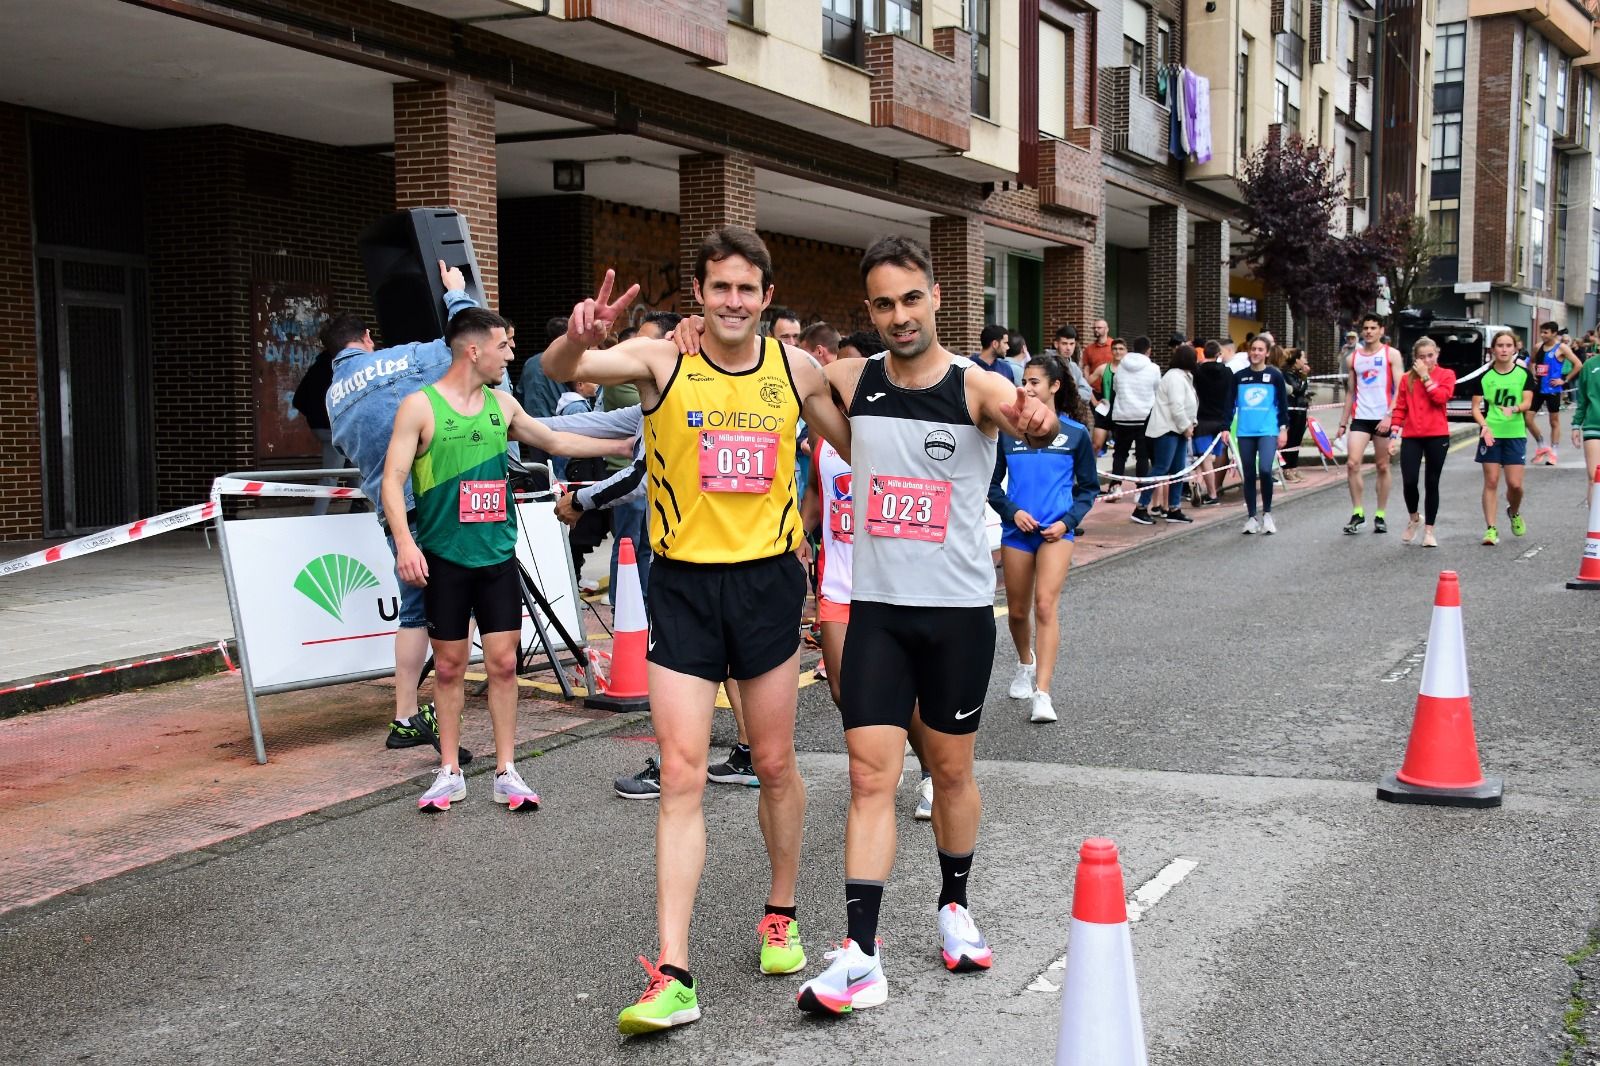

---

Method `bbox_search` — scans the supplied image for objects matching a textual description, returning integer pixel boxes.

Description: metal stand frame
[214,467,592,765]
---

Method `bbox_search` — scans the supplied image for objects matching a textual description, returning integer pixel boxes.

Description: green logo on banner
[293,553,380,622]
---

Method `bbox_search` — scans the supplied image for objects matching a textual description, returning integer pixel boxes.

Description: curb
[0,641,238,720]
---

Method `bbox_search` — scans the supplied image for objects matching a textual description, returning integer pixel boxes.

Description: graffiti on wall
[252,280,331,458]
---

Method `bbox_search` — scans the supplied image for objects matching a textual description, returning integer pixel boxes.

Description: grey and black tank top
[847,354,997,608]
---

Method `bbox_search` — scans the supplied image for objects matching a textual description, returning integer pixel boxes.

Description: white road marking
[1515,544,1545,561]
[1025,857,1199,993]
[1380,642,1429,684]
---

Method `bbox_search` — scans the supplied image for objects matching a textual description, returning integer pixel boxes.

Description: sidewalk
[0,428,1363,918]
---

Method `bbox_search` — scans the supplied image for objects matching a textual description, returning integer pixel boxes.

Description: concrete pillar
[1147,204,1188,361]
[929,214,985,356]
[393,78,499,307]
[677,153,756,314]
[1262,288,1293,347]
[1192,220,1230,345]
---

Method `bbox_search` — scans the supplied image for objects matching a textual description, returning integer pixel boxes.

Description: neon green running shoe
[617,956,700,1035]
[1509,512,1527,537]
[758,913,807,975]
[1482,526,1499,546]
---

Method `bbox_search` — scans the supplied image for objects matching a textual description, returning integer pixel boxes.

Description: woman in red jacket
[1388,337,1456,547]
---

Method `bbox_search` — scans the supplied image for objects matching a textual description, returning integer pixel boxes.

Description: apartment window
[1040,20,1069,139]
[1275,77,1301,134]
[1536,40,1548,109]
[728,0,753,23]
[1429,112,1461,170]
[1589,234,1599,290]
[1319,88,1330,142]
[1124,0,1149,73]
[1343,14,1358,73]
[1238,37,1252,159]
[1429,200,1460,255]
[969,0,991,116]
[1346,137,1358,196]
[1584,77,1595,149]
[1531,206,1546,288]
[1556,56,1569,132]
[1533,124,1549,191]
[1288,0,1305,36]
[822,0,921,63]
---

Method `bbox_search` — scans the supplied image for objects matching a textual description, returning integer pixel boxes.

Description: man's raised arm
[541,269,651,387]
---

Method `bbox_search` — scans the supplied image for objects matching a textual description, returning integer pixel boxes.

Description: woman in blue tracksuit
[988,355,1100,725]
[1233,337,1291,534]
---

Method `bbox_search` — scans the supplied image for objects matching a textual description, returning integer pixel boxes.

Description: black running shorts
[422,552,522,642]
[646,553,806,682]
[1529,392,1562,413]
[839,600,997,736]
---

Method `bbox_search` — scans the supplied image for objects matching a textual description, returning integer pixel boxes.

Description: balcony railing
[1038,129,1102,216]
[1099,66,1170,165]
[864,27,972,151]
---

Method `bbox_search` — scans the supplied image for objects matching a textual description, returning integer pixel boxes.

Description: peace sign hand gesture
[567,269,641,348]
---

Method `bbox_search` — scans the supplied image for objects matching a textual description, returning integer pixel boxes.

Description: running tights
[1399,435,1449,524]
[1237,435,1277,517]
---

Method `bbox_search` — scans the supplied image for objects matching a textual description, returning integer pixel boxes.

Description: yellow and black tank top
[411,384,518,568]
[644,337,802,563]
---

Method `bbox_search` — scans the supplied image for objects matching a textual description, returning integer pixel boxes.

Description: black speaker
[358,207,486,346]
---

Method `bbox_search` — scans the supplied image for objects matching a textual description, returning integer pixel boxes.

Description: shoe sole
[913,806,933,821]
[761,953,808,976]
[1030,713,1058,723]
[386,734,427,749]
[707,774,760,786]
[943,951,994,973]
[618,1007,701,1035]
[615,788,662,800]
[494,793,541,811]
[1007,687,1033,700]
[797,981,887,1015]
[419,786,466,812]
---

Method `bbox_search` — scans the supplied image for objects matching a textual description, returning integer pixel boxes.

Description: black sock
[845,880,884,955]
[938,849,973,910]
[765,904,796,920]
[660,963,693,988]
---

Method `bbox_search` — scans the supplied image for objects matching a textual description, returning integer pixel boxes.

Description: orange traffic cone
[1377,571,1502,808]
[1055,838,1148,1066]
[1567,465,1600,590]
[583,538,650,712]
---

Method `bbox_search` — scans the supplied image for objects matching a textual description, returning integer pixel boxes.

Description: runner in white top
[1337,313,1404,535]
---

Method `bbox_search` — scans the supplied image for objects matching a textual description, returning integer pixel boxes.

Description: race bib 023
[864,474,951,543]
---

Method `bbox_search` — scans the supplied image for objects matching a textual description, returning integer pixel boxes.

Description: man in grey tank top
[797,236,1057,1016]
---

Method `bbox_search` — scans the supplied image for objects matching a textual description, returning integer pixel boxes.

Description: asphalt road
[4,451,1598,1066]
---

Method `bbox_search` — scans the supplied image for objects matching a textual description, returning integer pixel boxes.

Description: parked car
[1393,310,1516,419]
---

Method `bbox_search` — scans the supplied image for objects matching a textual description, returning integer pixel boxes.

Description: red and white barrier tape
[0,640,233,697]
[211,478,365,500]
[0,500,219,577]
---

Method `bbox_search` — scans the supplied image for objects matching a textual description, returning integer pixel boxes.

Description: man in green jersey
[1571,344,1600,504]
[381,307,630,812]
[1471,330,1536,546]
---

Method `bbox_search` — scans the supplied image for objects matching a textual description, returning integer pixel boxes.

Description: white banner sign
[223,504,581,691]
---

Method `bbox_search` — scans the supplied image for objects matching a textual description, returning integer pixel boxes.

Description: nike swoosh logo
[866,392,885,402]
[648,637,656,651]
[846,968,875,984]
[846,898,860,905]
[953,870,967,878]
[953,706,980,720]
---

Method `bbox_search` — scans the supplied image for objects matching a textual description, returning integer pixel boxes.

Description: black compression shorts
[839,600,997,736]
[646,554,806,682]
[422,552,522,642]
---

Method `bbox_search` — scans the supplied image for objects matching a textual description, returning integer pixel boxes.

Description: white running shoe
[1242,516,1260,535]
[1007,661,1036,700]
[796,939,888,1015]
[1030,691,1057,723]
[418,765,466,811]
[914,773,933,821]
[492,765,541,812]
[938,903,993,972]
[1261,513,1277,535]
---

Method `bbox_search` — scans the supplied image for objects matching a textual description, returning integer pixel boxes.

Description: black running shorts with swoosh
[839,600,997,736]
[422,551,522,642]
[646,553,806,682]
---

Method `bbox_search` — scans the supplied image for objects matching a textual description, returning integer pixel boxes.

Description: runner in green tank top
[1471,331,1535,546]
[382,307,633,812]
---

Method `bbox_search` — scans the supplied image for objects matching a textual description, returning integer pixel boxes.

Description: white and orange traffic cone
[583,538,650,712]
[1055,838,1147,1066]
[1567,465,1600,590]
[1377,571,1502,807]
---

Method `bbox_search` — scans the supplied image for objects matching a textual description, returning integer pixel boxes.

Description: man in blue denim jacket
[327,260,479,760]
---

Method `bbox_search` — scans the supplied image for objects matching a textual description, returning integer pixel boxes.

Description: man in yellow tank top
[541,227,851,1034]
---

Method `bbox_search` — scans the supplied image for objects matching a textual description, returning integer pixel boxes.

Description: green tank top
[1479,365,1533,440]
[411,384,518,568]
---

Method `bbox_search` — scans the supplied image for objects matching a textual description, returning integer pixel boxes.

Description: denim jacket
[327,289,477,524]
